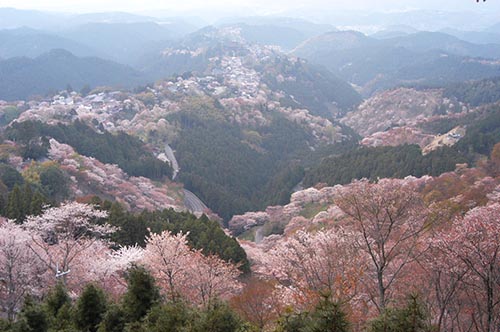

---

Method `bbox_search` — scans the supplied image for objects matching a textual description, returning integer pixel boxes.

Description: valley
[0,5,500,332]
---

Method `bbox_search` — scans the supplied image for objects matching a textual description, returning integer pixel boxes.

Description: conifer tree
[13,296,48,332]
[6,185,24,223]
[304,296,350,332]
[73,284,108,332]
[121,265,160,323]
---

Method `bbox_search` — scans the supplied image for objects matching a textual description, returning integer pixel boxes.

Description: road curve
[164,144,179,180]
[183,189,208,213]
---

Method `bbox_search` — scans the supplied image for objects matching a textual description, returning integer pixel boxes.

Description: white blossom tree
[142,230,241,306]
[0,220,45,321]
[22,202,112,289]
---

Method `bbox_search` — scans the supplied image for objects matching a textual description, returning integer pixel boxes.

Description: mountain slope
[0,49,143,101]
[59,22,176,64]
[0,28,100,59]
[293,30,500,95]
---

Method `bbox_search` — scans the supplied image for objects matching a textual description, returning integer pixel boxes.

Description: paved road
[183,189,208,213]
[164,144,179,180]
[164,144,208,214]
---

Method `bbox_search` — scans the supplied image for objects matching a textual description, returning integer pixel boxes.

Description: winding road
[183,189,208,213]
[164,144,179,180]
[163,143,209,214]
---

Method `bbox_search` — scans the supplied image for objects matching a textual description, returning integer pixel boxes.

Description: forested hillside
[1,7,500,331]
[6,120,173,180]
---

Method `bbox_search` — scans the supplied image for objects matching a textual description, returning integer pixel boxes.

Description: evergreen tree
[44,282,71,319]
[303,296,349,332]
[73,284,108,332]
[42,283,73,331]
[6,185,24,223]
[97,305,126,332]
[194,301,245,332]
[370,294,430,332]
[22,184,33,216]
[121,265,160,323]
[141,301,194,332]
[13,296,48,332]
[29,191,46,216]
[274,310,308,332]
[0,319,11,332]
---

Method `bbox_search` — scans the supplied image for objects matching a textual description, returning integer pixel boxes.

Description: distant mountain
[486,21,500,34]
[138,26,361,114]
[440,28,500,45]
[320,9,496,32]
[371,25,419,39]
[0,49,143,101]
[387,32,500,58]
[69,11,157,25]
[225,23,309,50]
[0,28,100,59]
[293,30,500,95]
[67,13,198,37]
[216,16,335,37]
[58,22,177,64]
[0,8,62,29]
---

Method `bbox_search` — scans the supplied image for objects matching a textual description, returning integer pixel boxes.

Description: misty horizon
[0,0,498,27]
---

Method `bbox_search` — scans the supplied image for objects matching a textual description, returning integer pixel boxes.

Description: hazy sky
[0,0,496,14]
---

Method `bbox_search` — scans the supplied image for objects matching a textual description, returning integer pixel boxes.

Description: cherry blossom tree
[264,228,365,309]
[230,279,283,330]
[91,245,144,297]
[141,231,192,302]
[187,253,241,306]
[0,220,45,321]
[22,202,112,289]
[423,233,470,332]
[335,179,428,311]
[434,203,500,332]
[141,230,241,306]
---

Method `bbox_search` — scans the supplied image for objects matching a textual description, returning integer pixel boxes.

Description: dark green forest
[305,107,500,187]
[6,120,172,180]
[98,200,250,273]
[303,144,466,187]
[171,111,311,222]
[444,76,500,107]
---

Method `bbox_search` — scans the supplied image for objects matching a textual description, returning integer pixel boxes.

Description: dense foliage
[0,268,248,332]
[171,112,310,221]
[303,144,466,187]
[6,120,172,180]
[454,106,500,157]
[0,49,142,101]
[262,56,362,117]
[101,201,250,273]
[306,107,500,187]
[444,76,500,107]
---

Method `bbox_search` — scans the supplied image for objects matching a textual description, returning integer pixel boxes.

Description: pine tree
[97,305,126,332]
[369,294,430,332]
[44,282,71,318]
[29,191,46,216]
[304,295,350,332]
[121,265,160,323]
[13,296,48,332]
[73,284,108,332]
[194,301,244,332]
[141,302,194,332]
[6,185,24,223]
[22,185,33,216]
[44,282,73,331]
